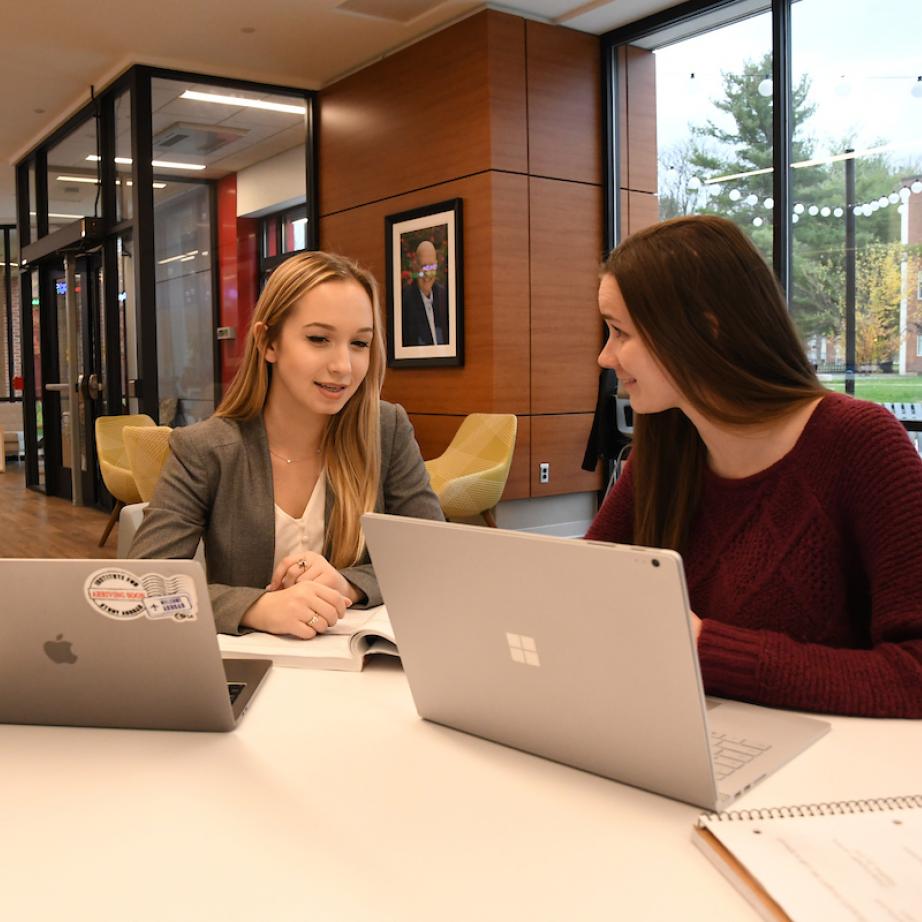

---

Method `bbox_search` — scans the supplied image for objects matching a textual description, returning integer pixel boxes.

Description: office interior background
[1,0,920,542]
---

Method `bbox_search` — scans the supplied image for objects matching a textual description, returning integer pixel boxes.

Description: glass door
[42,251,110,504]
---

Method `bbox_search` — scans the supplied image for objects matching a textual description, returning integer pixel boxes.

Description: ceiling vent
[336,0,447,24]
[152,122,248,157]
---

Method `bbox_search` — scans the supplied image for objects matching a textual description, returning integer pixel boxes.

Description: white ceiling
[0,0,676,224]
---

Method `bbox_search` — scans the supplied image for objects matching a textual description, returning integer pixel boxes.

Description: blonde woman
[130,251,443,636]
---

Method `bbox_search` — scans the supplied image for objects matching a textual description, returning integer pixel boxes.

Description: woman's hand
[268,551,363,601]
[241,580,351,639]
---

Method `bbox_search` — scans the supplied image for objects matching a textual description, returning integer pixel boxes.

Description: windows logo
[506,632,540,667]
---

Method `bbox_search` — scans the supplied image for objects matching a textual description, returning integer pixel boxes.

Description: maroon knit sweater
[585,393,922,718]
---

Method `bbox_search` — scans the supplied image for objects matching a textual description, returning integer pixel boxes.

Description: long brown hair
[602,215,825,554]
[216,251,385,568]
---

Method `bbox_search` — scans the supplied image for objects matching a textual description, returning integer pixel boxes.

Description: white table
[2,661,920,921]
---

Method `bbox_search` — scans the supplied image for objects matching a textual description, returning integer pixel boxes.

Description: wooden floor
[0,462,118,559]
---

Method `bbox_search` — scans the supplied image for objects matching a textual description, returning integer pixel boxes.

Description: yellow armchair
[95,414,155,546]
[123,425,173,502]
[425,414,517,527]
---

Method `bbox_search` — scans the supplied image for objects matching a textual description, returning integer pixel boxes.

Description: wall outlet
[539,462,550,484]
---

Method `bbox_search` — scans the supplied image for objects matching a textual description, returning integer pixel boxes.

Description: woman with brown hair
[131,251,442,636]
[586,214,922,718]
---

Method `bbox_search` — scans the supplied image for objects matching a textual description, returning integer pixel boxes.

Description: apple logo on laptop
[44,634,78,665]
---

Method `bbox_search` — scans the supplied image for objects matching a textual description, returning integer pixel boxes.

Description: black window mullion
[99,92,117,229]
[307,95,319,251]
[771,0,793,300]
[130,67,159,420]
[35,149,48,240]
[602,43,619,254]
[3,227,13,400]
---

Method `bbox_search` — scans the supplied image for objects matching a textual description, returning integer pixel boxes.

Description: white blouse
[273,470,326,571]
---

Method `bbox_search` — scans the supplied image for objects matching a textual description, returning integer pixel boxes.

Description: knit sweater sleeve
[698,405,922,718]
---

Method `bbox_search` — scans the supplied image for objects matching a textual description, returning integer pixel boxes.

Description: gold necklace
[268,446,322,465]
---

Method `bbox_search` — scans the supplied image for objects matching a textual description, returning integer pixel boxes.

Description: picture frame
[385,199,464,368]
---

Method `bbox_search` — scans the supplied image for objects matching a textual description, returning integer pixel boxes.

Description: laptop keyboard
[227,683,246,705]
[710,731,772,781]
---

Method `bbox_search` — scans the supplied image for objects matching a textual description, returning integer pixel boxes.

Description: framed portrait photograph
[385,199,464,368]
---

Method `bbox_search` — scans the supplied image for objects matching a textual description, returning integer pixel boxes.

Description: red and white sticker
[84,568,198,622]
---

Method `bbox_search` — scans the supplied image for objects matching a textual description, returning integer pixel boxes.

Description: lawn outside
[819,374,922,404]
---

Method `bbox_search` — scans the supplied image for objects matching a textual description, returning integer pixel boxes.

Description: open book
[693,795,922,921]
[218,605,397,672]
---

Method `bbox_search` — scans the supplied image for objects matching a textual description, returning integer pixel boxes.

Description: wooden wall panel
[487,14,530,171]
[525,20,601,185]
[529,177,604,415]
[320,11,527,216]
[624,45,657,195]
[628,191,659,234]
[530,414,601,496]
[409,413,530,501]
[320,171,530,415]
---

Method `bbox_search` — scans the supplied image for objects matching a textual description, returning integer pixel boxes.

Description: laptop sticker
[84,568,198,622]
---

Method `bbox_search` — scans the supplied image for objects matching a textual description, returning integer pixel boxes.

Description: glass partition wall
[16,66,316,501]
[603,0,922,405]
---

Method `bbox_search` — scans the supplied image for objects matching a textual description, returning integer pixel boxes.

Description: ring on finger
[308,614,322,627]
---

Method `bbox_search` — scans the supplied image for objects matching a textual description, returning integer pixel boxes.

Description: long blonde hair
[216,251,385,568]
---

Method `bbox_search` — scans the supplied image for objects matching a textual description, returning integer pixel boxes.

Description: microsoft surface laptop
[362,514,830,811]
[0,559,270,731]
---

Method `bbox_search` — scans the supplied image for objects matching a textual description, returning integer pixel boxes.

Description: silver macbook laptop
[0,559,270,732]
[362,514,830,810]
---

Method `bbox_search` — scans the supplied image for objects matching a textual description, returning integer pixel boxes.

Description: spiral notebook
[693,795,922,922]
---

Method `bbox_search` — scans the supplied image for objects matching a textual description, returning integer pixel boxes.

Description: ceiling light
[85,154,203,170]
[158,250,200,266]
[56,175,166,190]
[180,89,306,115]
[151,160,206,171]
[30,211,85,220]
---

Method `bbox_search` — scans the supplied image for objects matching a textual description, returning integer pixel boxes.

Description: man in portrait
[401,239,449,347]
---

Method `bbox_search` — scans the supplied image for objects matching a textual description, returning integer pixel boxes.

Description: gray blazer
[129,401,443,634]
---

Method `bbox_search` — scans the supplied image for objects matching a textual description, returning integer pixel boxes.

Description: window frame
[601,0,794,298]
[259,203,310,287]
[1,225,21,402]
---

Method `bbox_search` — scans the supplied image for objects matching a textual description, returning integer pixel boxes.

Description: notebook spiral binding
[699,794,922,825]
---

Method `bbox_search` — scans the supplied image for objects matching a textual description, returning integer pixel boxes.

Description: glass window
[648,12,773,259]
[154,183,215,425]
[30,268,45,487]
[259,204,309,287]
[27,162,38,242]
[115,90,133,222]
[45,116,100,234]
[282,208,308,254]
[1,230,10,399]
[150,77,309,419]
[790,0,921,402]
[117,235,137,416]
[1,228,21,400]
